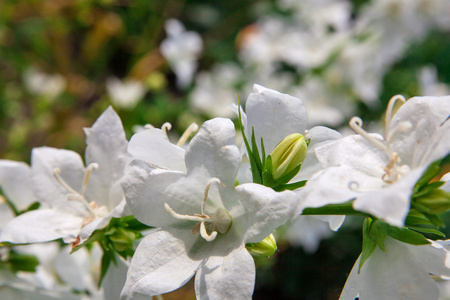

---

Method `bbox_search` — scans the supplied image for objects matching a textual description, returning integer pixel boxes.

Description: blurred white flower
[419,66,450,96]
[106,77,146,110]
[160,19,203,88]
[23,66,66,100]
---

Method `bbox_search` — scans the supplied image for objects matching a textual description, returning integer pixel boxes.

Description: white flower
[0,107,130,245]
[340,237,450,300]
[298,95,450,227]
[127,122,199,173]
[160,19,203,88]
[23,66,66,100]
[121,118,294,299]
[106,77,146,110]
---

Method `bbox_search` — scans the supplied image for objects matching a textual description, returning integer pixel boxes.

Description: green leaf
[387,226,431,245]
[98,249,114,288]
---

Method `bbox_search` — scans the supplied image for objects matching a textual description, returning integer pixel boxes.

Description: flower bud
[271,133,307,182]
[414,189,450,215]
[246,233,277,257]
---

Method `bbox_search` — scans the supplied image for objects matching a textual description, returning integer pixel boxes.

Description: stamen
[53,168,78,195]
[81,163,99,196]
[144,124,154,130]
[177,123,199,147]
[384,95,406,141]
[164,203,206,222]
[200,221,217,241]
[202,178,223,214]
[349,117,387,153]
[161,122,172,138]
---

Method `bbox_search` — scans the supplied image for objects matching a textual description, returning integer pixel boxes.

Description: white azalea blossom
[298,95,450,227]
[340,237,450,300]
[121,118,294,299]
[0,107,130,245]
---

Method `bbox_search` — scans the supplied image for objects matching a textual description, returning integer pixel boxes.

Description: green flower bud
[109,227,137,252]
[246,233,277,257]
[271,133,307,182]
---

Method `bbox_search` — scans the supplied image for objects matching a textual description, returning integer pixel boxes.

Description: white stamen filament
[82,163,99,196]
[384,95,406,142]
[349,95,412,184]
[177,123,199,147]
[164,177,229,242]
[161,122,172,138]
[349,117,388,153]
[53,166,98,216]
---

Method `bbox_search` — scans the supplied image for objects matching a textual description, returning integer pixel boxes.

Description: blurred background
[1,0,450,299]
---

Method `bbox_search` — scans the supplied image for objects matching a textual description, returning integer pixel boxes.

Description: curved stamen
[385,95,406,141]
[81,163,99,196]
[161,122,172,139]
[202,178,223,215]
[53,168,79,195]
[200,221,217,242]
[177,123,199,147]
[349,117,388,153]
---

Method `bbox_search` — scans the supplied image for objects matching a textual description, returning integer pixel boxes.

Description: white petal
[295,126,342,181]
[232,183,294,243]
[121,160,204,227]
[195,246,255,300]
[0,160,37,210]
[353,168,425,227]
[121,230,201,298]
[31,147,86,206]
[391,96,450,168]
[340,237,450,300]
[83,106,130,208]
[128,127,186,172]
[185,118,241,187]
[246,84,308,153]
[0,208,84,243]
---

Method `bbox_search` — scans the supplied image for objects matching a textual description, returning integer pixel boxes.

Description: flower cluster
[0,85,449,300]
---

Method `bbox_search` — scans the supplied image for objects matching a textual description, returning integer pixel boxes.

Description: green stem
[301,201,368,216]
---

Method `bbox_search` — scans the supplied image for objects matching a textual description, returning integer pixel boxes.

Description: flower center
[53,163,108,221]
[349,95,412,184]
[164,177,232,242]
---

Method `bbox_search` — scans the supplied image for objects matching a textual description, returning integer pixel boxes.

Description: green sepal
[237,96,263,184]
[359,218,377,272]
[251,127,263,174]
[273,164,302,185]
[387,226,430,245]
[414,159,443,193]
[413,188,450,215]
[407,225,446,238]
[273,180,307,192]
[7,251,40,273]
[404,209,433,226]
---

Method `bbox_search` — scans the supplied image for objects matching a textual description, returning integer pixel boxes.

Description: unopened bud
[271,133,307,182]
[415,189,450,215]
[246,233,277,257]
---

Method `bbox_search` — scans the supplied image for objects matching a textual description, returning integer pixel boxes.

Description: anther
[161,122,172,138]
[384,95,406,141]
